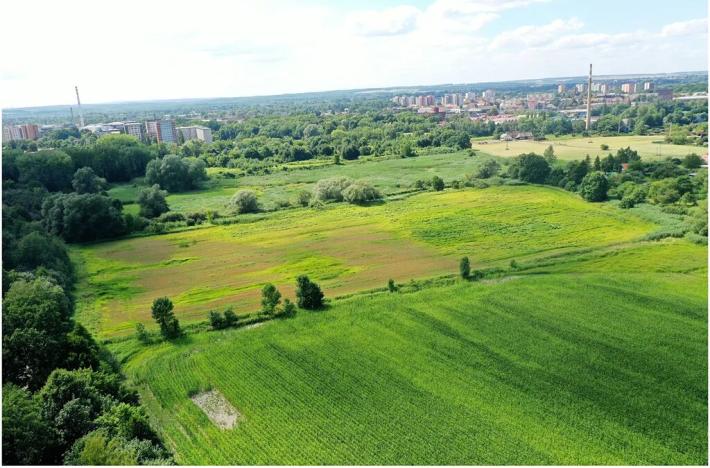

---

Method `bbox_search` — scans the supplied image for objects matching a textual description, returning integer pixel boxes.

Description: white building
[178,125,213,143]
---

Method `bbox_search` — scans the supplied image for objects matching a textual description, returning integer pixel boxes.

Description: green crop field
[473,135,703,161]
[107,239,707,465]
[73,185,656,337]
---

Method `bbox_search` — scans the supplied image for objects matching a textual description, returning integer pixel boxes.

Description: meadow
[473,135,702,161]
[108,239,708,465]
[73,185,656,337]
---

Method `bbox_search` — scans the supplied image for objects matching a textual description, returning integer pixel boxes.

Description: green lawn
[108,239,708,465]
[473,135,704,161]
[73,185,655,337]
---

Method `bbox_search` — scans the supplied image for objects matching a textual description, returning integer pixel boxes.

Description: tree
[295,275,324,309]
[459,257,471,279]
[400,142,416,158]
[280,299,296,317]
[294,190,312,207]
[223,308,238,326]
[66,134,153,182]
[145,155,206,192]
[516,153,550,183]
[543,145,556,163]
[333,152,341,165]
[261,283,282,314]
[340,143,360,160]
[72,167,107,194]
[473,159,500,179]
[208,311,226,329]
[42,193,126,242]
[229,190,259,214]
[150,297,181,339]
[137,184,169,218]
[64,430,138,465]
[2,384,55,465]
[387,279,397,293]
[431,176,445,191]
[17,150,74,192]
[342,181,381,205]
[135,323,150,344]
[579,171,609,202]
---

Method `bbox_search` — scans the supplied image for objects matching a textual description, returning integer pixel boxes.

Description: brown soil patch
[190,390,240,429]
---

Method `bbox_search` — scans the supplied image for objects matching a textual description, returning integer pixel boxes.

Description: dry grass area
[190,390,240,430]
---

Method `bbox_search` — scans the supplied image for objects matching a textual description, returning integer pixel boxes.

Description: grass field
[108,239,708,465]
[473,135,703,161]
[73,185,656,337]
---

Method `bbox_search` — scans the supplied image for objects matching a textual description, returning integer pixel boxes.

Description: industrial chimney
[585,64,592,131]
[75,86,85,128]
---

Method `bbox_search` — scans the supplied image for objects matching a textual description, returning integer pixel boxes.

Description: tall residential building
[145,119,177,143]
[621,83,637,94]
[178,126,213,144]
[557,84,566,94]
[123,122,145,141]
[20,124,39,140]
[599,83,609,94]
[643,81,654,91]
[575,83,586,93]
[482,89,495,103]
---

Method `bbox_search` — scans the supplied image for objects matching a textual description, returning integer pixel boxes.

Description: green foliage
[42,193,126,242]
[138,184,169,218]
[280,298,297,317]
[683,153,703,169]
[472,159,500,179]
[579,171,609,202]
[261,283,282,315]
[313,176,354,202]
[342,180,381,205]
[66,134,154,182]
[387,278,397,293]
[72,166,108,194]
[431,175,445,191]
[151,297,181,339]
[400,142,416,158]
[2,384,55,465]
[17,150,74,192]
[145,155,207,192]
[295,275,324,310]
[459,256,470,279]
[340,143,360,160]
[64,430,138,465]
[135,323,150,344]
[229,190,259,214]
[294,190,312,207]
[512,153,551,183]
[208,310,227,329]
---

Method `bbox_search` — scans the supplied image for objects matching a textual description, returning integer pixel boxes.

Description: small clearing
[190,390,240,429]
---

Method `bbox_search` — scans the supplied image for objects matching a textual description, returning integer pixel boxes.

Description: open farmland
[473,135,702,161]
[108,239,708,465]
[73,185,656,337]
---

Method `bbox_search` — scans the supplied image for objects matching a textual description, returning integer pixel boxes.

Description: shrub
[342,181,381,205]
[683,153,703,169]
[223,308,238,326]
[295,275,324,309]
[145,155,207,192]
[459,257,470,279]
[135,323,150,344]
[72,167,108,194]
[158,212,185,223]
[280,299,296,317]
[229,190,259,214]
[513,153,551,183]
[186,212,207,224]
[431,176,445,191]
[208,311,226,330]
[387,279,397,293]
[312,176,353,202]
[294,190,312,207]
[600,144,609,151]
[473,160,500,179]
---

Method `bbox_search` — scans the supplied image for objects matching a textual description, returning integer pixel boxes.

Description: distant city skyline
[1,0,706,108]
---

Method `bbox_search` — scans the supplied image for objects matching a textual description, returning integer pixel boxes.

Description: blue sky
[1,0,707,107]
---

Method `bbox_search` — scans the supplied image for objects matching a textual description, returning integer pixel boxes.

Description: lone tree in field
[431,175,445,191]
[261,283,282,315]
[295,275,324,310]
[151,297,181,339]
[388,279,397,293]
[460,257,471,279]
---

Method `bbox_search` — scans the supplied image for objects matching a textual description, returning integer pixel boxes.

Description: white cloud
[347,5,421,36]
[489,17,584,49]
[660,17,707,37]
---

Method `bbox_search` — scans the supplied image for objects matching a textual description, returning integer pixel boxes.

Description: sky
[1,0,707,108]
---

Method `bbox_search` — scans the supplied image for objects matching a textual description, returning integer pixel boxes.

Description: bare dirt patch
[191,390,241,429]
